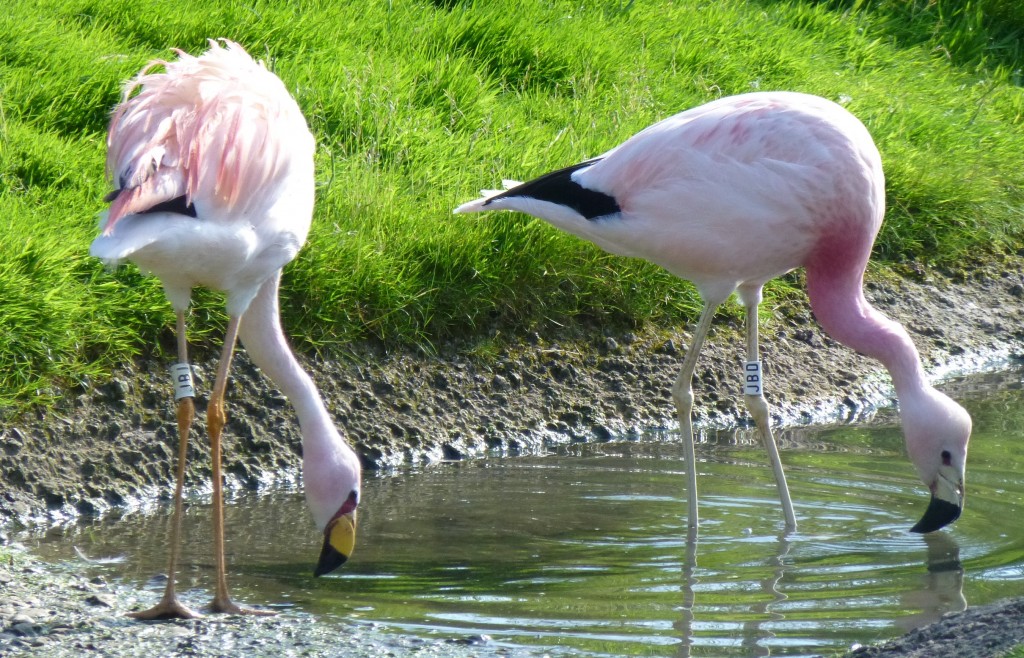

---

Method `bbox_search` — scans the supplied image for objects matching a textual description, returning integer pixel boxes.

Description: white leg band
[743,360,762,396]
[170,363,195,400]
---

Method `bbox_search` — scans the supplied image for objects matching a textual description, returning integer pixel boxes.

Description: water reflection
[898,532,966,632]
[23,367,1024,656]
[675,529,793,657]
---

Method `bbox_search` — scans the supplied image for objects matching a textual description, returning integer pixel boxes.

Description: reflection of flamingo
[674,521,793,656]
[456,91,970,533]
[898,532,966,632]
[91,40,360,618]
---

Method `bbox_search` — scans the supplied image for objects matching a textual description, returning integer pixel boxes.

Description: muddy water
[25,367,1024,657]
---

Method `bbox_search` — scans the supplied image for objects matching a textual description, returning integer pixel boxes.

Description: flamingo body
[92,40,316,315]
[91,40,360,616]
[456,91,970,533]
[460,92,880,305]
[92,207,306,314]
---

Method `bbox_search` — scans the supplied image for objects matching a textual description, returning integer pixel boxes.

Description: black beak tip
[313,542,349,577]
[910,496,962,534]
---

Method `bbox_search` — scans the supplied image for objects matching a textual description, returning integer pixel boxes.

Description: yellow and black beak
[315,509,357,576]
[910,472,964,534]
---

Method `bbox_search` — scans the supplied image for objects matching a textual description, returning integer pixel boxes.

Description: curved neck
[236,272,337,456]
[805,258,928,401]
[238,272,359,531]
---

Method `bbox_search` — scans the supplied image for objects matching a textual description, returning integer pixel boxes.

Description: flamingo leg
[742,300,797,531]
[206,315,273,616]
[130,311,202,620]
[671,302,719,530]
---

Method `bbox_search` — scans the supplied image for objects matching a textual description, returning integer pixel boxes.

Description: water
[25,367,1024,656]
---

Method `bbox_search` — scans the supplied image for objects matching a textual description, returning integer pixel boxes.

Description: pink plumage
[91,39,359,618]
[456,91,970,534]
[103,40,299,235]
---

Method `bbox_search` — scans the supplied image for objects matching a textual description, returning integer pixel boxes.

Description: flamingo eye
[941,450,952,465]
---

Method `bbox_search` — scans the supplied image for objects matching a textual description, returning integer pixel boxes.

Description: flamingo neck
[235,273,344,464]
[805,254,929,402]
[236,272,359,530]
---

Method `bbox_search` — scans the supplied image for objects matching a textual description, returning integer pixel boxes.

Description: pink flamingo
[90,40,360,618]
[455,91,970,533]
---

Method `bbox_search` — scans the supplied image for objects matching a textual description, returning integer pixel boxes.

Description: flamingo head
[304,435,362,577]
[314,490,359,577]
[903,389,971,533]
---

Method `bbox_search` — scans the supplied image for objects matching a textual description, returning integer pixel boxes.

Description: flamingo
[455,91,970,534]
[90,39,361,618]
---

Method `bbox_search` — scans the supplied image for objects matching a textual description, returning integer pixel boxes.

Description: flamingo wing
[103,39,306,235]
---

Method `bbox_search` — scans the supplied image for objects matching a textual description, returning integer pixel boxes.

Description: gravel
[0,547,519,657]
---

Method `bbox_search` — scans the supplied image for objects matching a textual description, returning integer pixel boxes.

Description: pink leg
[130,311,202,620]
[207,315,273,616]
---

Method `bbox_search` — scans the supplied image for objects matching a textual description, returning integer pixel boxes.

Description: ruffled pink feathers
[103,39,297,234]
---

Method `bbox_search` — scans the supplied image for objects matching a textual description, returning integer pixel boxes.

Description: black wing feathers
[141,195,198,217]
[486,158,621,220]
[104,191,198,218]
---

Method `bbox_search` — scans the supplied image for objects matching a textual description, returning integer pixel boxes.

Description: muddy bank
[846,597,1024,658]
[2,262,1024,656]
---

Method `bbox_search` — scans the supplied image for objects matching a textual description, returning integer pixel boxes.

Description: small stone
[655,339,678,355]
[450,634,492,646]
[559,411,582,425]
[491,374,510,391]
[85,593,115,608]
[104,378,130,402]
[549,363,576,382]
[1,428,24,456]
[11,621,36,636]
[442,444,465,460]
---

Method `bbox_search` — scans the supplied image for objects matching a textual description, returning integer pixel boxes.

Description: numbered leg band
[743,360,762,396]
[170,363,195,400]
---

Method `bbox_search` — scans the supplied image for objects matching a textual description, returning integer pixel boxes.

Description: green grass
[1,0,1023,413]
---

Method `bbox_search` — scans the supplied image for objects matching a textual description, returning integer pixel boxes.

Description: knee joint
[744,393,770,420]
[672,384,694,409]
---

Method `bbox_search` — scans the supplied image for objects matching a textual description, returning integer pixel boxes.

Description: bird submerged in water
[456,91,970,534]
[91,39,361,618]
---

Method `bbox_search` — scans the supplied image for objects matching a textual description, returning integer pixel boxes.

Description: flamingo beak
[911,471,963,534]
[314,510,357,576]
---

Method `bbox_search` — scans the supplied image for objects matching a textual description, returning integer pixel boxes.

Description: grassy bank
[1,0,1023,412]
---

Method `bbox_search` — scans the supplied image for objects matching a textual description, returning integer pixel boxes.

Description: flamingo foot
[129,594,203,620]
[209,595,275,616]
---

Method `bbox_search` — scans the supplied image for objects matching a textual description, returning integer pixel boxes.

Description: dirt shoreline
[2,261,1024,656]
